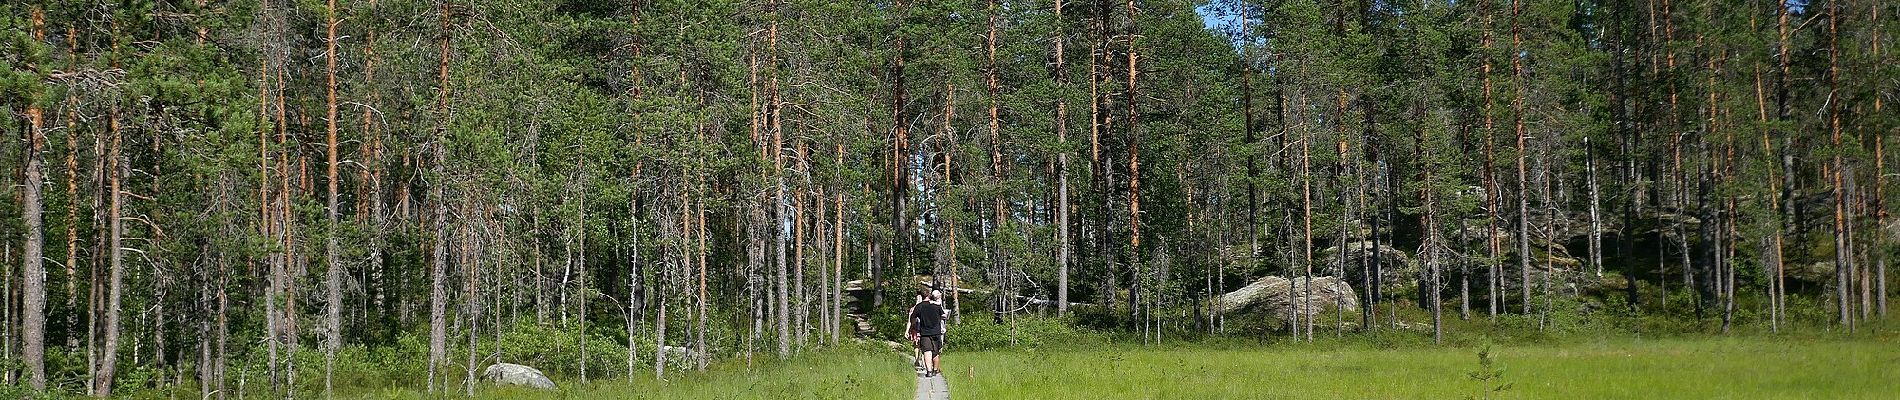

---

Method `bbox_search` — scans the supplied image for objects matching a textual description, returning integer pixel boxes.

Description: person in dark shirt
[906,288,946,377]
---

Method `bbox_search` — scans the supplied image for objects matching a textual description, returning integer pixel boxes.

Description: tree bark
[63,25,82,355]
[21,7,49,391]
[883,0,910,309]
[323,0,344,393]
[1478,0,1502,319]
[832,160,846,344]
[1874,4,1888,318]
[1512,0,1531,316]
[427,3,453,391]
[696,198,709,370]
[795,143,810,349]
[94,102,125,398]
[1054,0,1071,317]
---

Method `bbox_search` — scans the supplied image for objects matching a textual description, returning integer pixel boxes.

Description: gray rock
[1320,241,1414,290]
[660,345,697,362]
[1210,276,1359,321]
[482,363,555,390]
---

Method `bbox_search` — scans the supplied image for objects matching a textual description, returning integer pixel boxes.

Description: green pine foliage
[0,0,1893,397]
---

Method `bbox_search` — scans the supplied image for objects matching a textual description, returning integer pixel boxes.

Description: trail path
[913,372,950,400]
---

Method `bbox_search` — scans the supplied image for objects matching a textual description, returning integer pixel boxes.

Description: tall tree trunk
[253,31,278,394]
[1827,0,1850,329]
[427,3,453,391]
[1239,3,1256,333]
[63,25,82,355]
[1124,0,1143,332]
[1874,3,1888,318]
[1055,0,1071,317]
[770,6,790,358]
[795,143,809,350]
[1511,0,1531,316]
[1300,125,1313,341]
[322,0,343,393]
[94,103,125,398]
[832,162,846,344]
[1424,142,1442,345]
[1479,0,1502,319]
[20,8,49,391]
[625,0,645,379]
[883,0,909,309]
[696,198,709,370]
[1588,137,1603,279]
[578,161,591,382]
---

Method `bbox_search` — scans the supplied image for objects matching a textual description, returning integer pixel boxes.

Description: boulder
[482,363,555,390]
[1210,276,1359,321]
[660,345,697,362]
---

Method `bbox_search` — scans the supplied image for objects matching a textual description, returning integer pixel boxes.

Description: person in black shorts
[905,288,946,377]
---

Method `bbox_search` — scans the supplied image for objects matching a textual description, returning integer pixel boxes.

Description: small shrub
[1465,344,1511,400]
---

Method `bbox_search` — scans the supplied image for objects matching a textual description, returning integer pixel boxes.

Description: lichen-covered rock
[1210,276,1358,321]
[482,363,555,390]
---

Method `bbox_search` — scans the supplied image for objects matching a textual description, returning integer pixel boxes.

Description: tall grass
[948,336,1900,399]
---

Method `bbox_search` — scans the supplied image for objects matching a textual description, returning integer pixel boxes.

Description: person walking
[905,288,946,377]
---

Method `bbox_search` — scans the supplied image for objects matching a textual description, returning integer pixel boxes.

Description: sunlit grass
[334,345,912,400]
[949,336,1900,399]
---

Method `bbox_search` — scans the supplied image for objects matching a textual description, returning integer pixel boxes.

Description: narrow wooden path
[913,372,950,400]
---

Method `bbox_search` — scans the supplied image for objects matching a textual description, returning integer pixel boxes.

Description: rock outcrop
[1210,276,1359,321]
[482,363,556,390]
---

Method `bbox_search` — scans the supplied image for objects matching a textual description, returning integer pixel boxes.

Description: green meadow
[951,337,1900,399]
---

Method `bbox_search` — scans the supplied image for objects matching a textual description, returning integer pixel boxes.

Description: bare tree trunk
[815,192,830,344]
[1773,0,1792,329]
[1875,4,1888,318]
[832,173,845,344]
[93,100,126,398]
[795,144,809,350]
[1828,0,1850,329]
[626,0,645,380]
[253,36,278,394]
[696,199,709,370]
[579,162,591,382]
[63,25,83,355]
[654,195,673,380]
[427,3,453,391]
[461,204,479,397]
[883,0,910,309]
[627,204,641,380]
[1301,125,1313,341]
[1124,0,1144,338]
[1478,0,1502,320]
[1424,151,1442,345]
[1054,0,1071,317]
[322,0,344,393]
[769,8,791,358]
[1588,137,1603,279]
[1511,0,1531,316]
[20,8,49,391]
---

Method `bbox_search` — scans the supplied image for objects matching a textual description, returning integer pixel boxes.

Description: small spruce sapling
[1466,345,1511,400]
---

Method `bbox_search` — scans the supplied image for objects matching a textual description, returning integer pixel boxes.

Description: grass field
[323,336,1900,399]
[332,346,913,400]
[949,337,1900,399]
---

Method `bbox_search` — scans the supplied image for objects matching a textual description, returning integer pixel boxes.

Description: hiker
[908,292,925,369]
[905,288,946,377]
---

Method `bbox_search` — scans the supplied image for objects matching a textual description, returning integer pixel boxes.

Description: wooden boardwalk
[913,372,950,400]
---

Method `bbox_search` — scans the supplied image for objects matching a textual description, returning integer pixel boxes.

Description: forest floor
[945,336,1900,399]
